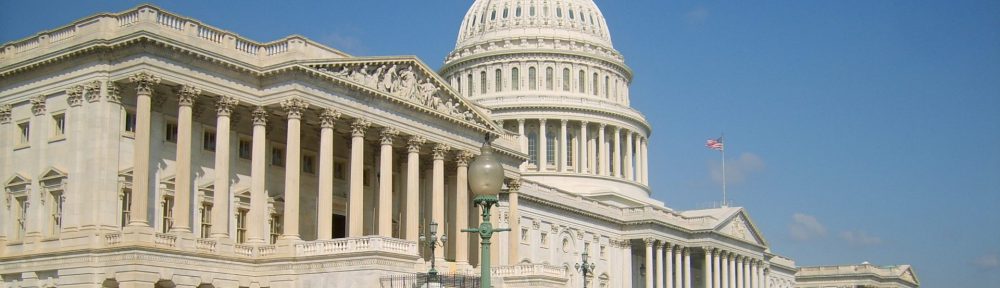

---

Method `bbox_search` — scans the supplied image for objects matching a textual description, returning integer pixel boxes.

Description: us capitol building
[0,1,918,288]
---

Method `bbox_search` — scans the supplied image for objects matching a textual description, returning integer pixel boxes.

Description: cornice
[441,48,632,81]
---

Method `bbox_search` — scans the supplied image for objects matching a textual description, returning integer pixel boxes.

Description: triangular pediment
[306,57,504,134]
[899,266,919,285]
[5,173,31,187]
[716,209,768,246]
[39,167,68,181]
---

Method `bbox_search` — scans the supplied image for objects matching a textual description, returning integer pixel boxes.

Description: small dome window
[516,7,521,17]
[530,6,536,17]
[491,10,496,20]
[556,7,562,18]
[569,9,574,19]
[589,14,594,24]
[503,8,508,18]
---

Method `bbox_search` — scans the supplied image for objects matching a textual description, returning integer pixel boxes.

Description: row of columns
[641,238,767,288]
[644,239,692,288]
[122,72,493,266]
[513,118,648,185]
[706,249,766,288]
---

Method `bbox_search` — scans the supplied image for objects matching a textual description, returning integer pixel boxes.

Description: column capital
[379,127,399,145]
[129,71,161,95]
[455,150,474,167]
[406,135,426,153]
[704,246,716,254]
[581,120,589,126]
[539,118,547,124]
[107,82,122,103]
[177,85,201,107]
[505,178,522,193]
[84,80,102,103]
[280,96,309,119]
[614,126,621,133]
[598,123,607,129]
[318,108,341,128]
[517,118,526,125]
[30,94,46,116]
[560,119,568,125]
[0,103,11,124]
[215,96,239,116]
[432,143,451,160]
[66,85,85,107]
[643,237,656,247]
[350,118,371,137]
[251,106,268,126]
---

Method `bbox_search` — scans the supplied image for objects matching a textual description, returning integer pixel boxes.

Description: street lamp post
[576,252,597,288]
[463,136,509,288]
[419,222,447,282]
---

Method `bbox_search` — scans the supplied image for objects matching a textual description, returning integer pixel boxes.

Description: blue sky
[2,1,998,286]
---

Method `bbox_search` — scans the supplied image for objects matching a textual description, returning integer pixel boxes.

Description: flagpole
[721,133,727,207]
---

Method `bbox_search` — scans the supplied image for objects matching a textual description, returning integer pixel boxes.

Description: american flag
[706,137,724,151]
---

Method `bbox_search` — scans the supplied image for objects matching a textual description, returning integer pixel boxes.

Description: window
[18,122,30,145]
[605,76,610,98]
[269,214,282,244]
[52,113,65,138]
[456,76,462,95]
[495,69,503,92]
[579,70,586,93]
[467,74,473,96]
[530,6,535,16]
[545,67,554,90]
[562,68,570,91]
[569,9,575,19]
[480,71,487,94]
[16,197,27,240]
[516,7,521,17]
[521,227,529,243]
[511,68,520,91]
[502,7,508,18]
[200,203,212,238]
[584,242,591,255]
[527,132,538,165]
[592,73,599,96]
[600,244,607,259]
[334,161,346,180]
[120,187,132,227]
[303,155,316,174]
[50,190,64,235]
[546,130,556,165]
[556,7,562,18]
[165,122,178,143]
[490,10,496,20]
[236,208,248,243]
[162,196,174,233]
[124,111,137,133]
[203,130,216,151]
[528,67,537,90]
[238,138,252,159]
[540,232,549,247]
[567,133,575,166]
[271,147,284,166]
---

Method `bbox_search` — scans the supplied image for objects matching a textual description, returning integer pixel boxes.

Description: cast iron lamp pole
[419,222,447,281]
[576,252,597,288]
[463,135,509,288]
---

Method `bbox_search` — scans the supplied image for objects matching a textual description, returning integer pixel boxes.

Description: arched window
[516,7,522,17]
[578,70,586,93]
[546,129,556,165]
[491,10,496,20]
[562,68,570,91]
[456,76,462,95]
[528,67,537,90]
[569,9,574,19]
[567,132,575,166]
[511,68,520,90]
[503,8,508,18]
[480,71,487,94]
[495,69,503,92]
[605,76,610,98]
[527,132,538,165]
[530,6,536,17]
[556,7,562,18]
[466,74,473,97]
[545,67,554,90]
[592,72,599,96]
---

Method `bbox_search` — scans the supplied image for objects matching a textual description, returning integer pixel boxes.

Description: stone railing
[154,233,177,247]
[1,5,346,66]
[797,264,903,277]
[489,263,567,279]
[104,232,123,246]
[195,238,217,253]
[294,236,418,257]
[473,94,645,123]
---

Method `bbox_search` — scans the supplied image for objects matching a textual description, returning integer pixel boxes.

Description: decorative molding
[454,150,473,167]
[251,106,268,126]
[129,72,161,96]
[66,85,85,107]
[215,96,239,116]
[177,85,201,107]
[406,135,425,153]
[318,108,340,128]
[280,96,309,119]
[0,103,11,124]
[84,80,102,103]
[378,127,398,145]
[30,94,46,115]
[350,118,370,137]
[106,82,121,103]
[506,178,522,193]
[432,143,450,160]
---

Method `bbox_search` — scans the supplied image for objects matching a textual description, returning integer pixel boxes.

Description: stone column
[127,72,160,228]
[613,127,622,178]
[713,250,721,288]
[728,253,736,288]
[674,246,683,288]
[377,127,398,237]
[316,109,339,240]
[431,144,449,259]
[598,124,607,175]
[579,121,588,173]
[683,248,692,288]
[655,242,664,288]
[749,260,757,288]
[63,86,83,232]
[560,119,568,172]
[348,119,370,237]
[279,97,307,241]
[211,96,238,238]
[622,240,633,288]
[454,150,472,264]
[743,258,751,288]
[634,134,642,183]
[405,136,424,241]
[644,239,655,288]
[517,119,526,152]
[0,104,9,243]
[757,261,765,288]
[665,243,673,288]
[170,85,199,234]
[720,253,729,288]
[704,247,713,288]
[538,119,547,171]
[506,178,522,264]
[247,106,268,243]
[642,138,649,184]
[625,131,634,180]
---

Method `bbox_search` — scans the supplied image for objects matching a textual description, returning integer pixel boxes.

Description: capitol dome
[455,0,614,51]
